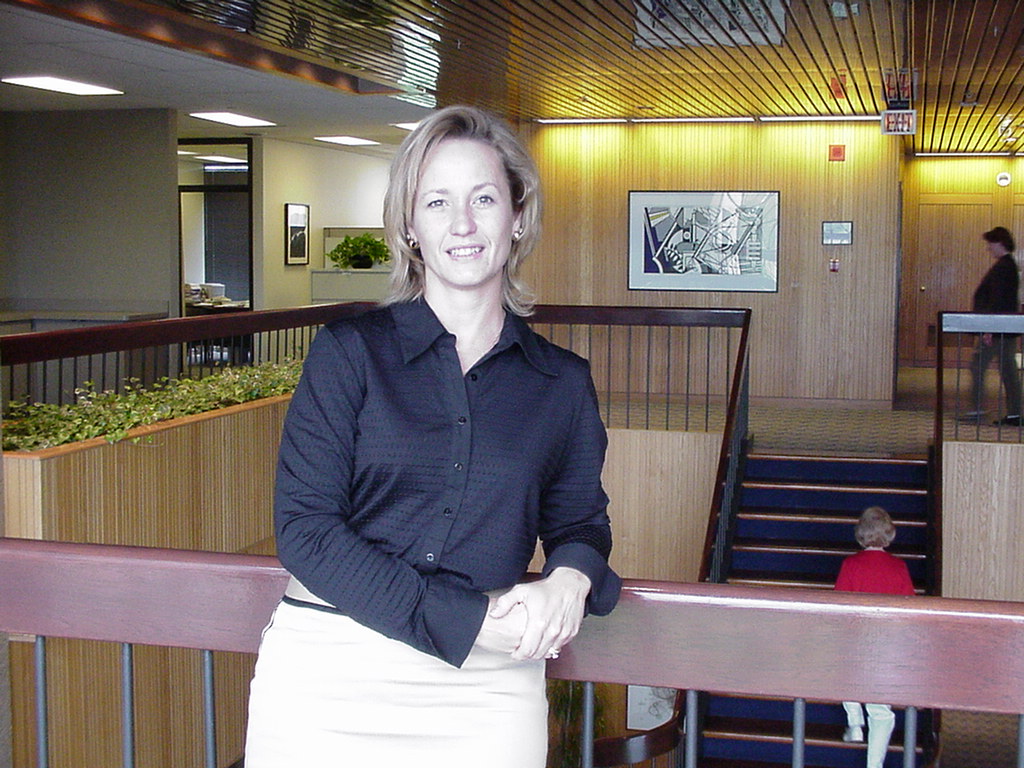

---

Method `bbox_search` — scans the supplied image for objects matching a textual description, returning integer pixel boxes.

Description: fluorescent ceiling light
[195,155,247,163]
[391,122,420,131]
[632,116,756,123]
[535,118,628,124]
[189,112,275,127]
[314,136,380,146]
[760,114,879,122]
[203,165,249,172]
[1,76,122,96]
[177,150,198,156]
[915,152,1014,157]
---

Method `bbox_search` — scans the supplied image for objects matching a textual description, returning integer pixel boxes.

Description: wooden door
[900,197,995,365]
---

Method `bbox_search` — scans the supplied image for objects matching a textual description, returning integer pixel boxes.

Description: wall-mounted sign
[882,68,915,109]
[882,110,917,135]
[823,221,853,245]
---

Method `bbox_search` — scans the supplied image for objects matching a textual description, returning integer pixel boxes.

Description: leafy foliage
[326,233,391,269]
[2,360,302,451]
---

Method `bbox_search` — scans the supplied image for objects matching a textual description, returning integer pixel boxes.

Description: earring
[406,235,418,249]
[512,229,524,242]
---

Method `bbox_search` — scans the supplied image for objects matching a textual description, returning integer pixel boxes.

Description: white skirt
[244,599,548,768]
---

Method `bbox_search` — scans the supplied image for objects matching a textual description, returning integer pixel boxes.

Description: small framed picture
[822,221,853,245]
[285,203,310,265]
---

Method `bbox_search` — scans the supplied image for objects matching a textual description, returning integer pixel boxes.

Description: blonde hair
[381,105,542,316]
[855,506,897,548]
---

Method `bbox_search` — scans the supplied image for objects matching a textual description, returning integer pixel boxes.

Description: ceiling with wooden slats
[5,0,1024,154]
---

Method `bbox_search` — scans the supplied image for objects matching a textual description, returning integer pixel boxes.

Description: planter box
[3,394,291,768]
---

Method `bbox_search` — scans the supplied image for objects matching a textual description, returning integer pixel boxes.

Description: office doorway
[177,139,253,313]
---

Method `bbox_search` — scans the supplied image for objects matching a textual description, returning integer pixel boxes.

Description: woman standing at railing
[243,106,621,768]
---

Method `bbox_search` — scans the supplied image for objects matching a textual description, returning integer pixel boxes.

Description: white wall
[257,138,391,309]
[0,109,179,316]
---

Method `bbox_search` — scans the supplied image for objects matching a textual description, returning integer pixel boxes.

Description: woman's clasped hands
[475,567,592,662]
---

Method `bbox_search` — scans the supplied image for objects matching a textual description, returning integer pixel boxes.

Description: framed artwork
[628,191,780,292]
[285,203,310,265]
[822,221,853,245]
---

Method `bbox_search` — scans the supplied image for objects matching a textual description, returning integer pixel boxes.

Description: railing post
[202,650,217,768]
[792,697,805,768]
[34,636,48,768]
[121,643,134,768]
[684,689,699,768]
[580,681,595,768]
[902,705,917,768]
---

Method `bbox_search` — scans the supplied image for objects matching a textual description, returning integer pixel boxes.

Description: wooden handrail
[1,537,1022,714]
[0,302,749,366]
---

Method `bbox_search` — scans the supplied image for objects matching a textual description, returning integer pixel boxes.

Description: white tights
[843,701,896,768]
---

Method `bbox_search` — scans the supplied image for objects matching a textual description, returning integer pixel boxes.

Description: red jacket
[835,549,915,596]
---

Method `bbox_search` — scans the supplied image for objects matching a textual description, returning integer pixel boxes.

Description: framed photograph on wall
[285,203,310,265]
[628,191,780,292]
[822,221,853,245]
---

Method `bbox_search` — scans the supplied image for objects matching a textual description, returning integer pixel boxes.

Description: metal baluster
[792,697,805,768]
[35,635,49,768]
[684,689,698,768]
[122,643,135,768]
[1017,712,1024,768]
[203,649,217,768]
[665,326,673,430]
[581,681,595,768]
[902,705,917,768]
[645,325,652,429]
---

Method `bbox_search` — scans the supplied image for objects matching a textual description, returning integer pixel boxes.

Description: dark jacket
[973,254,1020,313]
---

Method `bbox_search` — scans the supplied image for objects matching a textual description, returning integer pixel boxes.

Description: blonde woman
[244,106,621,768]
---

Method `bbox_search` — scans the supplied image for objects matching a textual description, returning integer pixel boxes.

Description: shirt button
[426,552,435,562]
[470,373,478,381]
[443,507,453,517]
[457,416,467,425]
[454,462,463,471]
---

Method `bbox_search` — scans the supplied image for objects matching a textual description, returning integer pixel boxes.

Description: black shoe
[995,415,1021,426]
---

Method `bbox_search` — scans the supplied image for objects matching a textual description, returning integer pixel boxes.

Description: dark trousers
[971,334,1022,415]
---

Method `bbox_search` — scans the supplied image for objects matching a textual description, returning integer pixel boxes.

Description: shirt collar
[391,299,558,377]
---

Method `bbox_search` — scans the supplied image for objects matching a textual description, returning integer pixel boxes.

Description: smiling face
[408,137,522,305]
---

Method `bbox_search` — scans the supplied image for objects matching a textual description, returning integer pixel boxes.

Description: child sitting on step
[834,506,916,768]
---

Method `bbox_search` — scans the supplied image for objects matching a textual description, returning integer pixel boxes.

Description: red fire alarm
[829,144,846,162]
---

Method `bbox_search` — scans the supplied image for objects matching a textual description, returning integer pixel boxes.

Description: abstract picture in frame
[285,203,310,265]
[628,190,780,292]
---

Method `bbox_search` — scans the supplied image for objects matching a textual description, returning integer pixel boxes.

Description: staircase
[701,452,936,768]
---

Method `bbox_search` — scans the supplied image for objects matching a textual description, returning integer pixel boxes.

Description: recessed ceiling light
[1,76,122,96]
[632,117,756,123]
[189,112,276,127]
[535,118,629,124]
[760,114,879,122]
[195,155,247,163]
[314,136,380,146]
[391,122,420,131]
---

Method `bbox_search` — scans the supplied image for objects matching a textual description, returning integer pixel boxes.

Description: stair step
[743,480,927,495]
[726,570,927,594]
[731,541,926,559]
[745,453,929,485]
[739,510,926,527]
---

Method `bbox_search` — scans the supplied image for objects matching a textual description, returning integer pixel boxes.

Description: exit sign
[882,109,917,135]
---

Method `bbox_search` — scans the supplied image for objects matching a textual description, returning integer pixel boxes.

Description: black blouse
[274,299,620,667]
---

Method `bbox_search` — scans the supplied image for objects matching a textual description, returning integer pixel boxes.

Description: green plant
[326,233,390,269]
[2,360,302,451]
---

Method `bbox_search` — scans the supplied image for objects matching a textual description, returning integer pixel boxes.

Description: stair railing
[699,310,752,583]
[2,537,1022,768]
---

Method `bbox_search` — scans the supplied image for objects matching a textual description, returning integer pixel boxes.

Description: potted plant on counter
[326,232,391,270]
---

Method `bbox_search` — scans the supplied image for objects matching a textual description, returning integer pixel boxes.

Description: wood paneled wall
[523,122,902,404]
[942,441,1024,601]
[900,157,1024,365]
